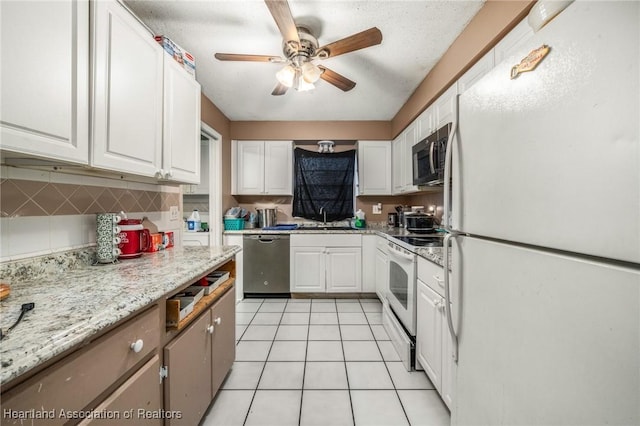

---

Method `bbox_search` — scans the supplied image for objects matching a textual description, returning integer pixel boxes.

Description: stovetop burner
[394,236,444,248]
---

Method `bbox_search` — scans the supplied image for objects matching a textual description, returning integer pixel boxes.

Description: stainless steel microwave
[412,123,452,186]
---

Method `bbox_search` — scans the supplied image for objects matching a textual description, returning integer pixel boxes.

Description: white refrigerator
[445,1,640,424]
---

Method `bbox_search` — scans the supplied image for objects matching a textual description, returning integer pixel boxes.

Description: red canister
[117,219,151,259]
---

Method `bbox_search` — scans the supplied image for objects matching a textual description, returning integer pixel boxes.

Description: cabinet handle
[130,339,144,353]
[214,317,221,325]
[207,325,214,334]
[155,170,164,179]
[165,170,173,179]
[433,275,444,288]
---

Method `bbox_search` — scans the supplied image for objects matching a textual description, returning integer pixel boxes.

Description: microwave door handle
[443,94,459,231]
[429,140,436,173]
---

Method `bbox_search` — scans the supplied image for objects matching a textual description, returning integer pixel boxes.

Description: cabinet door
[403,123,419,193]
[210,288,236,396]
[290,247,325,292]
[264,140,292,195]
[79,355,162,426]
[458,50,495,94]
[416,106,434,141]
[374,248,388,301]
[440,306,455,410]
[0,0,89,164]
[235,140,265,194]
[223,235,244,303]
[326,247,362,292]
[163,55,201,184]
[164,311,212,426]
[416,279,442,390]
[357,141,392,196]
[91,0,163,177]
[392,135,404,195]
[434,83,458,129]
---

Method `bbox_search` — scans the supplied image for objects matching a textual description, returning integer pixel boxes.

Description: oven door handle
[443,232,458,363]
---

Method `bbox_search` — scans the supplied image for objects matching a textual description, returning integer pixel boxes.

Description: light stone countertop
[0,245,241,386]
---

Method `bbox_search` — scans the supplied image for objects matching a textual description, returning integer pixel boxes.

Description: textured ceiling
[124,0,485,121]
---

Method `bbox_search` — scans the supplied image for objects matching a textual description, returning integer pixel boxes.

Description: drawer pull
[130,339,144,353]
[214,317,222,325]
[207,325,215,334]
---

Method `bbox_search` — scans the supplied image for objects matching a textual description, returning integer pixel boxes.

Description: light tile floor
[201,298,450,426]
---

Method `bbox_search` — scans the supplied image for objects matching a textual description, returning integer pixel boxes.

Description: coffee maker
[387,212,399,227]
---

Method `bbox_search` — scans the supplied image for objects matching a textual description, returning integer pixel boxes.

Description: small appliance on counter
[388,212,399,227]
[403,212,436,234]
[117,218,151,259]
[256,207,278,228]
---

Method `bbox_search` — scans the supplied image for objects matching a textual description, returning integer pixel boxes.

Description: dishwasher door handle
[258,239,274,243]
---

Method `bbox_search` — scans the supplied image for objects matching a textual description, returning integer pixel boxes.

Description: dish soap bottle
[354,209,366,229]
[187,209,201,232]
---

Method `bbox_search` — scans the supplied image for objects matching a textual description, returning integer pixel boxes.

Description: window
[292,148,356,221]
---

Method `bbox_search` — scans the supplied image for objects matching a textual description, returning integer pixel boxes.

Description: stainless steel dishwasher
[243,234,290,297]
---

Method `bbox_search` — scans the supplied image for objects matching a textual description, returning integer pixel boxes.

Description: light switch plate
[170,206,180,221]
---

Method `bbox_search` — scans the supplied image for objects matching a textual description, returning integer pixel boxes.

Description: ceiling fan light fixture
[295,73,315,92]
[276,65,296,88]
[301,62,323,83]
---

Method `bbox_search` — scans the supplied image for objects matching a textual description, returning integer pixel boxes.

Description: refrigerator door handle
[443,94,459,232]
[443,232,459,362]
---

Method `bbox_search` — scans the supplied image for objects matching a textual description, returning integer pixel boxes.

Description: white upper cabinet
[416,105,434,141]
[357,141,392,196]
[92,0,200,183]
[458,50,495,94]
[434,82,459,129]
[233,140,292,195]
[91,0,164,178]
[392,134,404,195]
[162,55,201,184]
[493,18,534,65]
[264,141,293,195]
[0,0,89,164]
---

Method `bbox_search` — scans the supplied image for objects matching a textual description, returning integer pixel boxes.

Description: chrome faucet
[319,206,327,225]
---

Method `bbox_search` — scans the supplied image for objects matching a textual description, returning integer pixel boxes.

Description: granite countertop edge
[0,245,241,387]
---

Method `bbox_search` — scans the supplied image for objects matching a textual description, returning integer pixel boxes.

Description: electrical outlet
[169,206,180,221]
[372,203,382,214]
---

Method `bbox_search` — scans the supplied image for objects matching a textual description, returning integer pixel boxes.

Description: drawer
[291,234,361,247]
[2,306,160,425]
[78,355,162,426]
[417,257,445,298]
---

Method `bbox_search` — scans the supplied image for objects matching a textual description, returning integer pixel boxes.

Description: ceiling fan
[214,0,383,96]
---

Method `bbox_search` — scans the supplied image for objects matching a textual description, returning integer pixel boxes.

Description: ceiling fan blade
[264,0,300,45]
[215,53,283,62]
[271,82,289,96]
[318,66,356,92]
[317,27,382,58]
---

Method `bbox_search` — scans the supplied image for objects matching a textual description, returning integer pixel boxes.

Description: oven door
[386,243,417,335]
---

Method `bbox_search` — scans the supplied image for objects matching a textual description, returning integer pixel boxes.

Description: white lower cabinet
[374,236,389,300]
[223,234,243,303]
[290,234,362,293]
[416,256,455,410]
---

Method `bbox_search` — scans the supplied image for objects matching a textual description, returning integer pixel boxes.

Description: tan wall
[200,94,234,212]
[230,121,392,141]
[391,0,536,137]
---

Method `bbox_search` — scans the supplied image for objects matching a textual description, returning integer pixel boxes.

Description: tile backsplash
[0,166,182,262]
